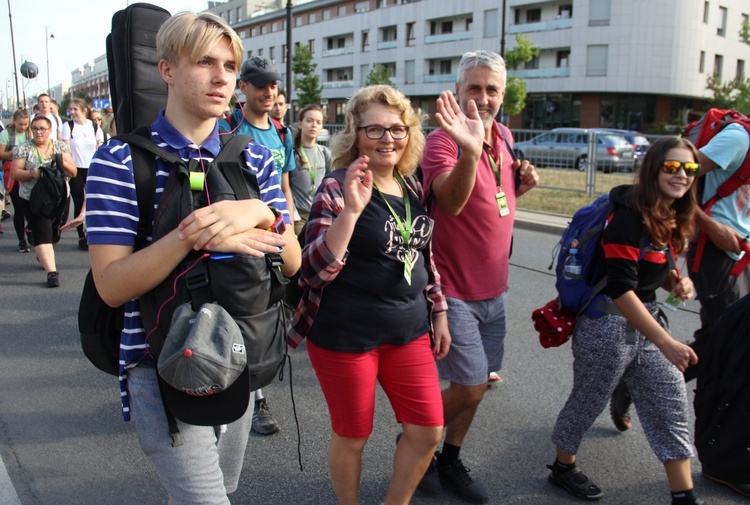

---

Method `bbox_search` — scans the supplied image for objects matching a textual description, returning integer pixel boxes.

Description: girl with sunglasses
[548,136,705,505]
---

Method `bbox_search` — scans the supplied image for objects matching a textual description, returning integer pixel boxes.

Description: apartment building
[226,0,750,131]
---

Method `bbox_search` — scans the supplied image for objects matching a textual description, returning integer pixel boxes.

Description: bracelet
[432,311,447,321]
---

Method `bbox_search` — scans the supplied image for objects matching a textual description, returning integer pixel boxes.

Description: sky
[1,0,211,108]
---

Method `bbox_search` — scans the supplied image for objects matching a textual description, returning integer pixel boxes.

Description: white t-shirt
[61,119,103,168]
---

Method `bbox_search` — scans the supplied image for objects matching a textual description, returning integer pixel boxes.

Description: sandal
[547,464,604,501]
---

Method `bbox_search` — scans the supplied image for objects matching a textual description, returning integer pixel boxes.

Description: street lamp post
[285,0,293,125]
[45,26,55,94]
[7,0,21,106]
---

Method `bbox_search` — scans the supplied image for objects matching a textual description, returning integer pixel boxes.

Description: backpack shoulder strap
[67,120,74,134]
[705,119,750,207]
[270,116,287,144]
[112,126,171,246]
[5,128,15,150]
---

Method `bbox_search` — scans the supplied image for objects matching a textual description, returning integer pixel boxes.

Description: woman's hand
[434,90,484,156]
[657,338,698,372]
[342,156,372,216]
[669,271,694,301]
[431,313,451,360]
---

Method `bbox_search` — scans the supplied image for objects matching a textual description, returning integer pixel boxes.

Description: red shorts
[307,334,444,438]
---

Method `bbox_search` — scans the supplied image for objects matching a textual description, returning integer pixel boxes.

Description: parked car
[317,128,330,145]
[598,128,650,168]
[513,127,635,173]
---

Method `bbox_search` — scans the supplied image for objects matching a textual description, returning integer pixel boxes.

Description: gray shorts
[436,292,508,386]
[128,365,253,505]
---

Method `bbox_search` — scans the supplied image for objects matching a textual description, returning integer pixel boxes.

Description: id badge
[663,291,681,312]
[403,255,413,286]
[496,191,510,217]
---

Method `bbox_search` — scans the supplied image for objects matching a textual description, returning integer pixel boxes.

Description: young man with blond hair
[86,12,299,503]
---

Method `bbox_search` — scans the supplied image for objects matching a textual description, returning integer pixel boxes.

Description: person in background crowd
[1,108,31,242]
[90,110,109,143]
[10,115,76,287]
[417,50,538,504]
[270,88,289,125]
[33,94,62,141]
[61,98,104,251]
[290,104,332,235]
[550,136,704,505]
[288,84,450,505]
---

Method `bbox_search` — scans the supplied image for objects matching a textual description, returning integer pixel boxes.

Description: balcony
[514,67,570,79]
[424,31,472,44]
[425,74,455,83]
[377,40,398,50]
[322,47,355,57]
[322,80,354,89]
[508,18,572,34]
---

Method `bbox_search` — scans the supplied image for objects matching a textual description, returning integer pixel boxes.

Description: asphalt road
[0,221,744,505]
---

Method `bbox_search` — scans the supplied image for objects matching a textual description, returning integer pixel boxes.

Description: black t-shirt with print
[308,187,432,352]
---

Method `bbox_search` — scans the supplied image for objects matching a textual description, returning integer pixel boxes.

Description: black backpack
[67,119,99,137]
[78,128,289,393]
[28,153,66,219]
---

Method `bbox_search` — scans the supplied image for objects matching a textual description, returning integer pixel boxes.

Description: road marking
[0,456,21,505]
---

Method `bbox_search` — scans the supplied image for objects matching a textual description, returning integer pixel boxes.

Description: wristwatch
[267,207,286,235]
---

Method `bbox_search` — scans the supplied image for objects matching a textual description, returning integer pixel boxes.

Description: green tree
[365,64,394,87]
[502,34,540,117]
[292,44,322,108]
[706,74,750,114]
[740,19,750,44]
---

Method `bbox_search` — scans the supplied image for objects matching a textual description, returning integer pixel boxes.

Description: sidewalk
[515,208,570,235]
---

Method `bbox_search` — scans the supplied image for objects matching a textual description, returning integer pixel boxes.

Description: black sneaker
[47,271,60,288]
[78,237,89,251]
[609,381,632,432]
[436,455,489,504]
[18,241,30,253]
[1,210,10,221]
[417,451,443,495]
[251,398,280,435]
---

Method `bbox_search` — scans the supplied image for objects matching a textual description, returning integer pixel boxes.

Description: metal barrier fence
[322,124,664,197]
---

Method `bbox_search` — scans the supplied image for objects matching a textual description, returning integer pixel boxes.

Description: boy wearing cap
[85,12,300,504]
[220,56,296,222]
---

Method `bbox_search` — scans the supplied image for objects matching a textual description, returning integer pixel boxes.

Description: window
[282,44,287,63]
[258,48,263,57]
[484,9,498,38]
[466,17,473,31]
[296,17,302,27]
[236,7,242,22]
[699,51,706,73]
[557,50,571,68]
[558,4,573,18]
[589,0,611,26]
[718,6,727,36]
[404,60,415,84]
[362,30,369,51]
[338,5,346,16]
[524,56,540,70]
[355,2,369,13]
[260,24,267,35]
[703,1,710,23]
[526,8,541,23]
[442,21,453,34]
[309,39,315,54]
[737,60,746,81]
[714,54,724,80]
[440,60,452,74]
[323,10,330,21]
[247,50,253,58]
[586,45,608,76]
[338,38,346,48]
[272,22,278,32]
[382,26,398,42]
[269,47,275,62]
[406,23,415,45]
[309,13,316,23]
[228,9,233,24]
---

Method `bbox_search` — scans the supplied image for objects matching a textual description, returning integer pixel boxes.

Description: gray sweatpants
[551,305,694,462]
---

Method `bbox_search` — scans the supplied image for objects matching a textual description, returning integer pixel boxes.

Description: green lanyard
[487,148,503,188]
[298,146,319,195]
[373,170,412,249]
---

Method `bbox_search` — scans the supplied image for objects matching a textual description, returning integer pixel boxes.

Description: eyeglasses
[31,127,49,133]
[662,160,700,176]
[357,125,410,140]
[92,117,102,122]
